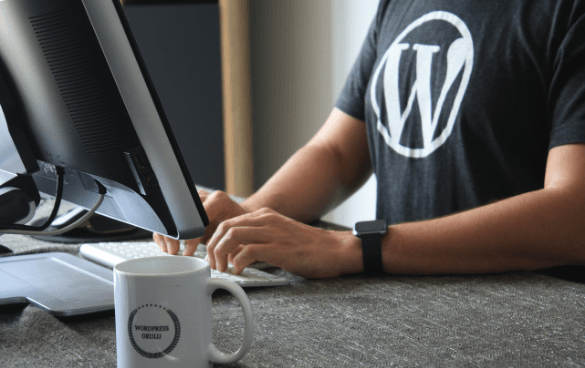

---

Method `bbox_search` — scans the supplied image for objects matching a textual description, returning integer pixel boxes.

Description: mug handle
[206,278,254,364]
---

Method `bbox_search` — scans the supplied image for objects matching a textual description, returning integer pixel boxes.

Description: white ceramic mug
[114,256,254,368]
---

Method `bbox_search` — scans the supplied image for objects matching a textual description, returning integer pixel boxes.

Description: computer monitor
[0,0,208,239]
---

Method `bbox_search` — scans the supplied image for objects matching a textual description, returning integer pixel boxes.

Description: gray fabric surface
[2,201,585,366]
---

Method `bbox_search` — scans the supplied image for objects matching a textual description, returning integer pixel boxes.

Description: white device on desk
[80,241,289,288]
[0,252,114,316]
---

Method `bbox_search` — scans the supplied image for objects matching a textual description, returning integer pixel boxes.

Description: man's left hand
[206,208,361,279]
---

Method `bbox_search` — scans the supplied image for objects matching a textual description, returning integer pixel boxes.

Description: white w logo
[370,11,474,158]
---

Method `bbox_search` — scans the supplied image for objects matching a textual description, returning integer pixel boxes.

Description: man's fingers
[197,190,210,206]
[153,233,168,253]
[165,238,181,255]
[231,244,273,275]
[199,225,218,250]
[208,211,272,249]
[213,227,268,272]
[197,192,259,269]
[227,244,246,264]
[153,233,182,255]
[210,221,273,272]
[206,209,281,270]
[182,239,201,256]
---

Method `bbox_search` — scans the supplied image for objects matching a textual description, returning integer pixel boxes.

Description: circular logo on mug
[127,304,181,359]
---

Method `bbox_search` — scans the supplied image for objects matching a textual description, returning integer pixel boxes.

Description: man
[155,0,585,279]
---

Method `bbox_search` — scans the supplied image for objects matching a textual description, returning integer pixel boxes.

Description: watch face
[355,220,387,234]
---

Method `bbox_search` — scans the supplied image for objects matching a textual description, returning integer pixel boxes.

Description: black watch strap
[361,233,384,275]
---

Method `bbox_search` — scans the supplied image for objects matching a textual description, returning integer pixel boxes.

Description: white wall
[249,0,333,186]
[249,0,378,228]
[324,0,378,227]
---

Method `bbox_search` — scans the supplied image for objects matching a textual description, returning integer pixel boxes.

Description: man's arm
[207,143,585,277]
[155,108,371,255]
[342,143,585,275]
[241,108,372,223]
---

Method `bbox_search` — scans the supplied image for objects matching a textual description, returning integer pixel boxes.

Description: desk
[1,205,585,367]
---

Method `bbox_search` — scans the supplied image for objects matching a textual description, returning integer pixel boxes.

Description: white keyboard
[79,241,289,288]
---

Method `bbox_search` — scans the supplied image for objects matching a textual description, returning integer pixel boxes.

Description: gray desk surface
[2,200,585,367]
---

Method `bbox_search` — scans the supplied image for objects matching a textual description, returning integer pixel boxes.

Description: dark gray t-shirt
[335,0,585,224]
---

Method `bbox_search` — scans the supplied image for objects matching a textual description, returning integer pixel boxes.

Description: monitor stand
[31,207,151,244]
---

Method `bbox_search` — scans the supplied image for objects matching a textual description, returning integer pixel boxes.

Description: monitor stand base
[30,207,151,244]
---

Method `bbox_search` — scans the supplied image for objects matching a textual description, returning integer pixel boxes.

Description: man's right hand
[153,189,250,257]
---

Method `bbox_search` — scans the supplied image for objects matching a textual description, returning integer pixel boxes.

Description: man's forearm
[377,187,585,274]
[337,144,585,276]
[241,109,371,224]
[242,143,351,224]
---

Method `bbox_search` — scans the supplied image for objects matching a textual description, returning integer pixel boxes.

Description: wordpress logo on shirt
[370,11,474,158]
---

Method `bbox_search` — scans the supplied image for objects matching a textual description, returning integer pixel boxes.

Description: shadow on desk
[0,303,114,323]
[535,265,585,284]
[0,303,27,315]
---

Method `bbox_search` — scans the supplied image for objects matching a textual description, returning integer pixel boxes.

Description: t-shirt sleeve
[548,6,585,149]
[334,12,380,122]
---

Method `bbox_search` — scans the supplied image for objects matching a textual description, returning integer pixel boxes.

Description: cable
[34,166,65,231]
[0,167,64,231]
[0,192,105,236]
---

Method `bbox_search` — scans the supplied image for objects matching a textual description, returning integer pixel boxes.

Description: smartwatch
[353,219,387,275]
